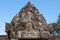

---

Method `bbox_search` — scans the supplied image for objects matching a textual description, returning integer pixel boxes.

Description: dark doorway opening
[18,38,48,40]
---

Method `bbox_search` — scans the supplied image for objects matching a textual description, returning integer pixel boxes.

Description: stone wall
[0,35,8,40]
[55,35,60,40]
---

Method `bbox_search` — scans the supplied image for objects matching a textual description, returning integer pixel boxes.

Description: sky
[0,0,60,35]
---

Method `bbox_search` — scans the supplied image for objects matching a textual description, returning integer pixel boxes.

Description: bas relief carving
[5,2,54,40]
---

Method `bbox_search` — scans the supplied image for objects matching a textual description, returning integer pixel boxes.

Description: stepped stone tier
[5,2,54,40]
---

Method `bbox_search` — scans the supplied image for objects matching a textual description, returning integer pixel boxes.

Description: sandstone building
[0,2,54,40]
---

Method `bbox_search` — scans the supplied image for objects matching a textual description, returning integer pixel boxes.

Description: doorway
[18,38,48,40]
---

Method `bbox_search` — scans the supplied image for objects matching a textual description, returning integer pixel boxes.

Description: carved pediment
[5,2,53,39]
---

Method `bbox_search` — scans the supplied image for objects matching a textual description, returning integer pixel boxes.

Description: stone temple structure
[5,2,54,40]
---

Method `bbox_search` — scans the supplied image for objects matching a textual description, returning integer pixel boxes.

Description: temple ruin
[5,2,54,40]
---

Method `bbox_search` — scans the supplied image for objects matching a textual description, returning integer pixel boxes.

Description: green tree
[56,23,60,33]
[52,23,57,31]
[52,14,60,34]
[57,14,60,24]
[57,14,60,33]
[52,23,60,34]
